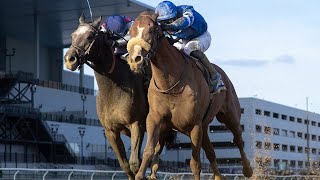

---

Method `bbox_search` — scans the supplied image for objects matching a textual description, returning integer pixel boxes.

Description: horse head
[127,11,163,74]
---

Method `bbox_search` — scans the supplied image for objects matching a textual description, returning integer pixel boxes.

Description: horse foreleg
[201,125,225,180]
[105,130,134,180]
[189,125,203,180]
[135,114,160,180]
[129,121,144,174]
[148,139,164,180]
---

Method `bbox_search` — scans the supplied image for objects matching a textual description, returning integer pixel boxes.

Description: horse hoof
[243,166,253,178]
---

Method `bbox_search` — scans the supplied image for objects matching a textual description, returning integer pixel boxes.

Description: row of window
[256,157,319,168]
[255,141,320,155]
[255,108,320,127]
[255,125,320,141]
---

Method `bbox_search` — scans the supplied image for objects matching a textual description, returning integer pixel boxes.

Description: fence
[0,168,320,180]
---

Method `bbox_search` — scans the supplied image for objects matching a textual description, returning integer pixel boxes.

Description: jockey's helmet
[155,1,177,21]
[101,15,126,36]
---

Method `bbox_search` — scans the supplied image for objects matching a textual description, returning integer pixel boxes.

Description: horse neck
[151,39,186,90]
[90,34,134,92]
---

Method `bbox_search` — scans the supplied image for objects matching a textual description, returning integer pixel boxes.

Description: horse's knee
[129,159,140,174]
[143,146,155,159]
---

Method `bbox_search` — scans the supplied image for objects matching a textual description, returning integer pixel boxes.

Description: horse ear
[92,16,102,28]
[79,13,85,24]
[151,13,159,21]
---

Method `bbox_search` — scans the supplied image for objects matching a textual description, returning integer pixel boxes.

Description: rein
[133,17,186,94]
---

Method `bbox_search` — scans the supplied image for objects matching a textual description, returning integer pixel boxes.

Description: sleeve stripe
[183,11,194,26]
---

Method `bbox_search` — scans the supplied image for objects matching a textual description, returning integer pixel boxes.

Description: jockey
[155,1,222,92]
[100,15,133,55]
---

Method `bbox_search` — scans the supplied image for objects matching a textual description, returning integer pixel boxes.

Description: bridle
[70,24,116,75]
[129,15,186,94]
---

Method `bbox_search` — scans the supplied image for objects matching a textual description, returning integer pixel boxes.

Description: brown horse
[64,14,170,180]
[127,12,253,180]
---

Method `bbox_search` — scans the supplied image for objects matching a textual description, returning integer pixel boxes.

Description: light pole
[30,85,37,108]
[78,127,86,165]
[306,97,311,173]
[50,124,59,164]
[4,48,16,74]
[80,94,86,118]
[103,129,108,164]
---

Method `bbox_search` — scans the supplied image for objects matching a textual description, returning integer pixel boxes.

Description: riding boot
[190,50,219,89]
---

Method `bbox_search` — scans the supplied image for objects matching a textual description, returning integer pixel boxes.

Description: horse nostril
[69,56,77,62]
[134,55,143,63]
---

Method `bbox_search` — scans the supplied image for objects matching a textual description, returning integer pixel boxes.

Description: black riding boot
[190,50,219,88]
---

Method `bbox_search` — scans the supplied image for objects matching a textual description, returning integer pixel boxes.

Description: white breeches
[173,31,212,55]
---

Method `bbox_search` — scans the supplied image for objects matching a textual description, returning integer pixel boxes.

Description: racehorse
[64,14,171,180]
[126,11,253,180]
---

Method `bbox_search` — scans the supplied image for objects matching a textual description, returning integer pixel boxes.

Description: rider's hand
[161,23,174,31]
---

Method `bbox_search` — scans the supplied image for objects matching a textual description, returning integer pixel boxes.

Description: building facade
[161,98,320,174]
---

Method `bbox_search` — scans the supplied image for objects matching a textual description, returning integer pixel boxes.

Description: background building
[162,98,320,174]
[0,0,153,169]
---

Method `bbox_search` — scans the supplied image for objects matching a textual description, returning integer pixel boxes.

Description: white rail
[0,168,319,180]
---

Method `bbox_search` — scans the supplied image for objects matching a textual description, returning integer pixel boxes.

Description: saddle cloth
[181,52,226,94]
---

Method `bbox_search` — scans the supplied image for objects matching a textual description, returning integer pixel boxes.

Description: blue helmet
[155,1,177,21]
[102,15,127,36]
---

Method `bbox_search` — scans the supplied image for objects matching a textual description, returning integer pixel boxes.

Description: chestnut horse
[64,14,170,180]
[127,12,253,180]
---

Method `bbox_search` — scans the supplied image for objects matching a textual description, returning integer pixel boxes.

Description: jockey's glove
[161,23,175,31]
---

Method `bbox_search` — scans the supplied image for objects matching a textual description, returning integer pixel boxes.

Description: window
[289,116,295,122]
[264,126,271,134]
[312,134,316,141]
[305,133,309,140]
[241,108,244,114]
[273,143,280,151]
[305,147,309,154]
[282,144,288,151]
[256,109,261,115]
[318,136,320,141]
[281,114,287,120]
[304,120,309,124]
[256,125,262,133]
[311,121,316,126]
[264,111,270,117]
[256,141,262,149]
[298,146,303,153]
[312,148,317,154]
[289,131,295,138]
[306,161,310,167]
[298,161,304,168]
[290,145,295,152]
[273,113,279,119]
[273,128,279,135]
[274,159,280,167]
[264,142,271,150]
[297,118,302,123]
[297,132,303,138]
[282,129,288,136]
[290,160,296,167]
[318,122,320,127]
